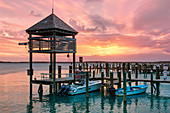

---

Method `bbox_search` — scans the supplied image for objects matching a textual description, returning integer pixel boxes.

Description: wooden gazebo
[26,13,78,96]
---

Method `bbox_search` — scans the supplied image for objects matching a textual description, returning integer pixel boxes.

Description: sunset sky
[0,0,170,62]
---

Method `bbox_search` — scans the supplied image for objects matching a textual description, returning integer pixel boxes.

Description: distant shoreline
[0,61,170,63]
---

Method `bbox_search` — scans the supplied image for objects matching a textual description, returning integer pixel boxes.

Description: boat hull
[115,85,148,97]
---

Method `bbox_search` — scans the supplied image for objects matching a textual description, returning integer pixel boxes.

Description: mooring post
[93,69,95,80]
[49,63,52,94]
[29,38,33,99]
[160,64,163,74]
[83,63,85,70]
[38,83,43,96]
[58,66,61,89]
[156,66,160,95]
[86,63,88,71]
[150,70,153,93]
[89,65,91,77]
[100,63,102,73]
[97,64,99,73]
[93,64,95,70]
[79,63,82,71]
[144,64,148,76]
[118,70,121,88]
[52,34,56,94]
[117,64,119,78]
[168,64,170,75]
[86,72,89,98]
[101,69,104,92]
[69,65,72,77]
[110,70,113,87]
[73,35,76,83]
[139,64,142,74]
[106,63,109,77]
[112,63,115,71]
[123,63,127,103]
[135,63,138,85]
[128,70,131,86]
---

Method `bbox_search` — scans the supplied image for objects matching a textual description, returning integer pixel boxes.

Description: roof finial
[52,0,54,14]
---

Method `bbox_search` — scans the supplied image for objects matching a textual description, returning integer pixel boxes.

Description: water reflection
[27,91,170,113]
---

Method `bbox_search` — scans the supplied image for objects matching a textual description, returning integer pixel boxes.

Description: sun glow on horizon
[77,45,131,56]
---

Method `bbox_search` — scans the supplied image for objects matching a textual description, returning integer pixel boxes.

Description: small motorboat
[57,80,101,96]
[68,80,101,95]
[115,85,148,96]
[57,71,102,96]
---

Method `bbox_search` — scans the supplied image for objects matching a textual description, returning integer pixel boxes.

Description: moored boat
[115,85,148,96]
[57,80,102,95]
[69,80,101,95]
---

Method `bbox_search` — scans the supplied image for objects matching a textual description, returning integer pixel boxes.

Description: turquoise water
[0,63,170,113]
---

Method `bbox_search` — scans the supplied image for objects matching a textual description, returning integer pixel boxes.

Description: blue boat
[115,85,148,96]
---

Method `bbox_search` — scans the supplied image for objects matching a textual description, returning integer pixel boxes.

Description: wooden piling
[49,64,52,94]
[106,63,109,77]
[52,53,56,94]
[156,66,160,95]
[97,64,99,73]
[86,63,88,71]
[123,63,127,103]
[110,70,113,87]
[73,52,76,83]
[83,63,85,70]
[93,69,95,80]
[135,63,138,85]
[101,69,104,92]
[29,34,33,99]
[58,66,61,89]
[150,70,153,93]
[100,63,102,72]
[79,63,82,70]
[139,64,142,74]
[86,72,89,98]
[89,66,91,77]
[38,84,43,95]
[128,70,131,86]
[112,63,115,71]
[118,70,121,88]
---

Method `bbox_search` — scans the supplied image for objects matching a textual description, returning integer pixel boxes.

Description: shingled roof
[26,14,78,36]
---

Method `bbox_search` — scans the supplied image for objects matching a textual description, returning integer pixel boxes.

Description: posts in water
[89,66,91,77]
[58,66,61,89]
[156,66,160,95]
[118,70,121,88]
[123,63,127,103]
[110,70,113,87]
[86,72,89,98]
[49,64,52,94]
[128,70,131,86]
[106,63,109,77]
[93,69,95,80]
[150,70,153,93]
[101,69,104,92]
[135,63,138,85]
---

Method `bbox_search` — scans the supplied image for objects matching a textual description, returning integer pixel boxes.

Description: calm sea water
[0,63,170,113]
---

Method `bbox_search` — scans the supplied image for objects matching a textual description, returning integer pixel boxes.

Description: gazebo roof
[26,13,78,36]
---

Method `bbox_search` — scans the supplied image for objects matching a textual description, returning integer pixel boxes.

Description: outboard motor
[57,85,66,95]
[108,87,117,96]
[62,85,70,95]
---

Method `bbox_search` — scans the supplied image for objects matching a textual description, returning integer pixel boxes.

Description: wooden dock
[32,77,170,85]
[31,77,119,85]
[128,78,170,83]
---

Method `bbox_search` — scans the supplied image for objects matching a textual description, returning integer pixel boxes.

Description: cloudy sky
[0,0,170,62]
